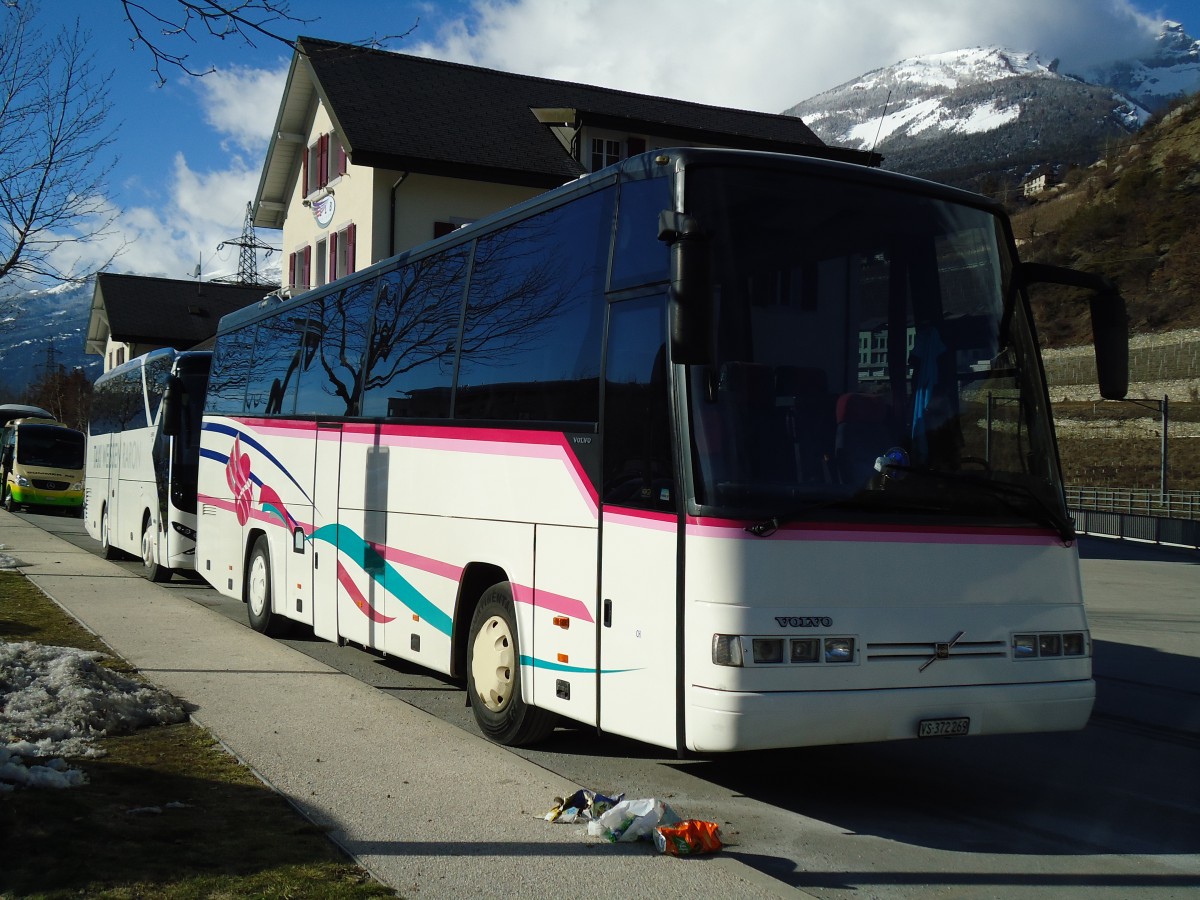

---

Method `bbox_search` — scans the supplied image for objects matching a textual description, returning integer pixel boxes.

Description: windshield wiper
[743,497,860,537]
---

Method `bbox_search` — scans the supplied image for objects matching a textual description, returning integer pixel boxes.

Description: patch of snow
[0,640,187,791]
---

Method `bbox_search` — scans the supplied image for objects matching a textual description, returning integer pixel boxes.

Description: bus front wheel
[245,536,286,636]
[466,582,556,746]
[141,517,172,583]
[99,508,121,560]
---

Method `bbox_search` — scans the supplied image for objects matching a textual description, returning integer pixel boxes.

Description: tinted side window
[603,296,673,511]
[294,281,376,417]
[206,325,256,415]
[610,175,670,291]
[455,188,612,423]
[362,247,468,419]
[144,354,173,423]
[246,310,305,417]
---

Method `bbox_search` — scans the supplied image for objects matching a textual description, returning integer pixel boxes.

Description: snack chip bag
[653,819,724,856]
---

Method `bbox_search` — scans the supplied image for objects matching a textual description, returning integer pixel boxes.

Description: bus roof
[0,403,54,425]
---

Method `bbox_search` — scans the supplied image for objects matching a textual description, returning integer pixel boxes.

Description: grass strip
[0,572,397,899]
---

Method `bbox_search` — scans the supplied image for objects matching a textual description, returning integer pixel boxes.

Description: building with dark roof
[255,37,871,295]
[86,274,272,371]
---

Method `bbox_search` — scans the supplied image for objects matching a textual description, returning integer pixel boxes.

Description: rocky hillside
[1016,93,1200,350]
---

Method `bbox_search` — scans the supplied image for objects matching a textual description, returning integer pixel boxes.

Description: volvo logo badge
[775,616,833,628]
[920,631,965,671]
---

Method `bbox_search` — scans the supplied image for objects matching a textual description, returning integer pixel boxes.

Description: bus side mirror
[659,210,712,365]
[162,375,183,437]
[1018,263,1128,401]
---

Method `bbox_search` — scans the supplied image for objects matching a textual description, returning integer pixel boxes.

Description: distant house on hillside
[255,37,874,295]
[85,274,273,372]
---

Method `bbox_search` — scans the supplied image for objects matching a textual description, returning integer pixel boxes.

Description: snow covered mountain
[0,283,98,398]
[786,21,1199,188]
[1080,20,1200,113]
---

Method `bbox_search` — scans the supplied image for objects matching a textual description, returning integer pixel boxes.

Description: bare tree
[120,1,417,85]
[0,3,120,291]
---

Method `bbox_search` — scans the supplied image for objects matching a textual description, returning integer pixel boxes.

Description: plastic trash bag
[654,819,724,855]
[587,797,681,842]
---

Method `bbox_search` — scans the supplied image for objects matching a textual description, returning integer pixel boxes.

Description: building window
[329,224,355,281]
[315,238,328,287]
[591,138,621,172]
[303,132,347,196]
[288,246,311,292]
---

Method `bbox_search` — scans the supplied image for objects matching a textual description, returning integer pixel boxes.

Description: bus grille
[33,479,70,491]
[866,640,1007,662]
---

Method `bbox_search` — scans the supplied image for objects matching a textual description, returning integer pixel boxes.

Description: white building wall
[379,173,544,264]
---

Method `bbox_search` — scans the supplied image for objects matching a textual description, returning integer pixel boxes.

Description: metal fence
[1067,486,1200,549]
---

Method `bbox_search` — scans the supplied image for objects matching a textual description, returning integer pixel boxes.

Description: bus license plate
[918,717,970,738]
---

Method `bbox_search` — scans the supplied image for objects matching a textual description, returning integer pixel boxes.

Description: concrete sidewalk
[0,510,794,898]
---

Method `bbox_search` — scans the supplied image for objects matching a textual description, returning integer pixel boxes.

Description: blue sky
[29,0,1200,284]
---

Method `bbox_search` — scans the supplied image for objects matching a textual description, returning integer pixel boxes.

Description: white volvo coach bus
[87,348,212,581]
[195,148,1127,752]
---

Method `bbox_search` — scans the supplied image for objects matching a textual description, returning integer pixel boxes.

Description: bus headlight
[171,521,197,541]
[712,634,743,667]
[70,481,84,491]
[1013,631,1089,659]
[752,638,784,664]
[824,637,855,663]
[15,474,30,487]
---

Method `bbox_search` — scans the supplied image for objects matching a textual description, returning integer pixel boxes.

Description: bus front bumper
[686,679,1095,753]
[9,486,84,509]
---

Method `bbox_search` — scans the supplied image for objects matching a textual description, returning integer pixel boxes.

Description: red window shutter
[301,150,309,196]
[346,224,356,274]
[288,252,296,290]
[329,230,338,281]
[433,221,455,238]
[317,134,329,188]
[302,246,311,289]
[626,136,646,156]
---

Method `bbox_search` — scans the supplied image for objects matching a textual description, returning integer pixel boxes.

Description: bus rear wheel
[466,582,556,746]
[245,535,286,636]
[141,517,172,583]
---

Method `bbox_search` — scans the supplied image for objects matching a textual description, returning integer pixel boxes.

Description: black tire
[99,507,121,560]
[245,535,286,636]
[466,581,556,746]
[141,517,172,583]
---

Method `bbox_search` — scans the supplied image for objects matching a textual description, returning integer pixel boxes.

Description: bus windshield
[17,425,85,470]
[685,165,1065,533]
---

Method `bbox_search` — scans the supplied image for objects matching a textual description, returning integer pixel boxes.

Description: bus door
[308,421,342,641]
[598,296,680,749]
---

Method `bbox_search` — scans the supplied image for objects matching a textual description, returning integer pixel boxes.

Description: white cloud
[408,0,1168,112]
[65,62,288,285]
[194,63,289,153]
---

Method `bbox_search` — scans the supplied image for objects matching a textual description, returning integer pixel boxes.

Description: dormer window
[304,133,347,196]
[591,138,621,172]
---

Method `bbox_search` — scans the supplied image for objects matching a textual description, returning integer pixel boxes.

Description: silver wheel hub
[142,525,155,569]
[471,614,515,713]
[248,553,269,617]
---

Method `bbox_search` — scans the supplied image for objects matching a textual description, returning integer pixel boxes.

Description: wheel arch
[243,526,267,598]
[451,561,508,679]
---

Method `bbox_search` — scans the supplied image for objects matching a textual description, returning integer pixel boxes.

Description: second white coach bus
[196,148,1127,752]
[86,348,212,581]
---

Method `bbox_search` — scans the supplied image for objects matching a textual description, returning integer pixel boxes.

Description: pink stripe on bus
[511,582,594,623]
